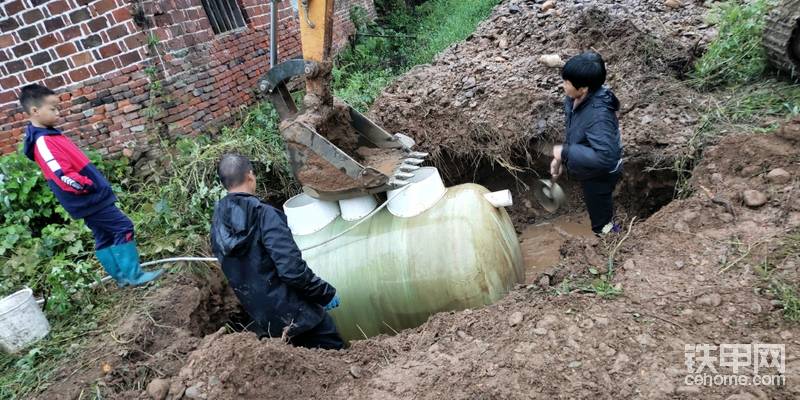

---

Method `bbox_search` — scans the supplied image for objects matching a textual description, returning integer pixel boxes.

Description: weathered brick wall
[0,0,376,158]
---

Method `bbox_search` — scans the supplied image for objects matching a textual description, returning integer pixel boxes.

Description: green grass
[691,0,777,89]
[756,230,800,322]
[0,292,121,399]
[333,0,502,110]
[406,0,502,65]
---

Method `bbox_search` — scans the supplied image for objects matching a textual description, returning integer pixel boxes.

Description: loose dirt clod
[767,168,791,184]
[743,189,768,208]
[146,379,170,400]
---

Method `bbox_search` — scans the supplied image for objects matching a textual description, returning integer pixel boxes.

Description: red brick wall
[0,0,376,157]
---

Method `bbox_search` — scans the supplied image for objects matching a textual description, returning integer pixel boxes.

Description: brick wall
[0,0,376,159]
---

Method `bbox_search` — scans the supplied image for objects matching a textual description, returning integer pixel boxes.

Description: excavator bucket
[257,0,428,201]
[257,59,427,201]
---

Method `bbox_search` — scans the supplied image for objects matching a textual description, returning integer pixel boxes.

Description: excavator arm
[256,0,427,201]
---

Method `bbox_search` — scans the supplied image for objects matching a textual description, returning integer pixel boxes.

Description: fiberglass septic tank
[284,167,524,340]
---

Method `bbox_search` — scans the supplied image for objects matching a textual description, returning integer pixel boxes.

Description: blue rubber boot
[111,241,164,286]
[95,247,128,288]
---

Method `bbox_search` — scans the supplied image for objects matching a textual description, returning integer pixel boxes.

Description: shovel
[534,163,566,213]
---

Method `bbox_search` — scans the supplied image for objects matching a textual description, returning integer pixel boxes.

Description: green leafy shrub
[128,102,295,261]
[692,0,777,88]
[0,148,128,314]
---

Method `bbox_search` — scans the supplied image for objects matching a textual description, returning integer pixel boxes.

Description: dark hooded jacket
[560,86,623,181]
[210,192,336,338]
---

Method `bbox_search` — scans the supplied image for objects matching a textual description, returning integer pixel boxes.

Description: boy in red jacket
[20,84,163,287]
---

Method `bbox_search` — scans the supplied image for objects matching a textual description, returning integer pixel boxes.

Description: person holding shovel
[550,52,623,234]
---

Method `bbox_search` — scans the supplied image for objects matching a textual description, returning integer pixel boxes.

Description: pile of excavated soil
[370,0,714,183]
[33,268,242,400]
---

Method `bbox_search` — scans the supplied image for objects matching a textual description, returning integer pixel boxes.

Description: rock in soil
[743,189,768,207]
[509,311,524,326]
[538,54,564,68]
[146,379,170,400]
[766,168,791,184]
[696,292,722,307]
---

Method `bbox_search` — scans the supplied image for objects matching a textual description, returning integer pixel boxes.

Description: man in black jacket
[551,52,623,234]
[210,154,344,350]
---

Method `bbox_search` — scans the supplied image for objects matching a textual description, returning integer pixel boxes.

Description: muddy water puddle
[519,214,594,283]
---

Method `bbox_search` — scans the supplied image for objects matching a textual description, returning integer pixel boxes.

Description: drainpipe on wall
[270,0,278,68]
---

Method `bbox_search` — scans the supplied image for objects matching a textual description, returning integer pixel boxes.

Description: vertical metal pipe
[270,0,278,68]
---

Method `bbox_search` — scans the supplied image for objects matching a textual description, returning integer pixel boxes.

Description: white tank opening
[339,195,378,221]
[283,193,340,235]
[387,167,447,218]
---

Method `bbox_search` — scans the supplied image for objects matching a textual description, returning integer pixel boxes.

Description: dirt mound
[371,0,712,183]
[34,268,242,400]
[161,332,345,400]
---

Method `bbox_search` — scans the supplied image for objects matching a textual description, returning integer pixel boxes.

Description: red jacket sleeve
[34,136,94,194]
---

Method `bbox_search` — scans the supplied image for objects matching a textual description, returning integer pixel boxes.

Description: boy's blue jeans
[83,205,135,250]
[581,171,621,233]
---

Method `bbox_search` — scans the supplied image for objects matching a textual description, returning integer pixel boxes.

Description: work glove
[324,295,340,311]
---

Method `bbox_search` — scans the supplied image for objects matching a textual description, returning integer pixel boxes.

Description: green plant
[126,101,294,262]
[691,0,777,88]
[0,148,126,313]
[333,0,501,110]
[755,230,800,322]
[407,0,501,66]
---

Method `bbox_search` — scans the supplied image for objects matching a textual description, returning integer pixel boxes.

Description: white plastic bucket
[0,288,51,354]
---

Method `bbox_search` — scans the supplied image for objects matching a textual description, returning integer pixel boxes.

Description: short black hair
[561,51,607,91]
[217,154,253,189]
[19,84,56,113]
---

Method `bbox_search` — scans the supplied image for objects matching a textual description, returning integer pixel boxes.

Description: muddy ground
[28,1,800,399]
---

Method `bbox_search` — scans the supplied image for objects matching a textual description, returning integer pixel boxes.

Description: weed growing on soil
[674,80,800,197]
[755,229,800,322]
[691,0,777,89]
[674,0,799,197]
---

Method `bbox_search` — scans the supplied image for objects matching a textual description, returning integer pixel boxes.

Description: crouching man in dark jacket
[551,52,623,234]
[210,154,344,350]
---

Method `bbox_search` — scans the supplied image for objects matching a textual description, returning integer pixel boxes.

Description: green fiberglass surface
[295,183,524,340]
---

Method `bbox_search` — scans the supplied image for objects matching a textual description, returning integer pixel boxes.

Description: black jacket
[210,192,336,338]
[560,86,623,181]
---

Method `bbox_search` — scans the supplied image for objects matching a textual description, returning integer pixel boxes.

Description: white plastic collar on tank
[339,195,378,221]
[484,189,513,208]
[283,193,340,235]
[387,167,447,218]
